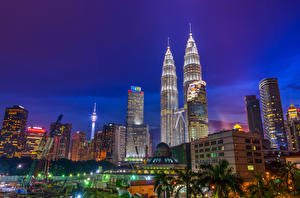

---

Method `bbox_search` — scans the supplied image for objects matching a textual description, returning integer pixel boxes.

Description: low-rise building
[191,128,265,181]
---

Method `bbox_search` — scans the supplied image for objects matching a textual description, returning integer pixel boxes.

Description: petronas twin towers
[161,27,208,147]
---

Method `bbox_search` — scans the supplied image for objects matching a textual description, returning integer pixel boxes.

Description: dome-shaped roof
[154,142,171,157]
[146,142,178,165]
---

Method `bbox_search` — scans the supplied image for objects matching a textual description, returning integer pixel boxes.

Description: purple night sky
[0,1,300,142]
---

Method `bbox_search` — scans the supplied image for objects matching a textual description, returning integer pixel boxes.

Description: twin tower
[161,28,208,147]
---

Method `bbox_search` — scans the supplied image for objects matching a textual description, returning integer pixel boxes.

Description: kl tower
[90,103,98,140]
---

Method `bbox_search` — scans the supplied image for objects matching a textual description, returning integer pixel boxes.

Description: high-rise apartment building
[127,86,144,125]
[22,126,46,159]
[114,125,126,163]
[70,131,86,161]
[259,78,287,150]
[187,81,208,141]
[126,86,151,159]
[286,105,300,152]
[91,130,106,161]
[48,123,72,160]
[244,95,264,139]
[0,105,28,158]
[161,42,179,147]
[183,28,208,142]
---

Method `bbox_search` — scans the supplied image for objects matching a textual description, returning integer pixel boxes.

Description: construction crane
[24,114,63,188]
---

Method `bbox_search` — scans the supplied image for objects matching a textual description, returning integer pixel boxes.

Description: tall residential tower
[161,41,180,146]
[183,26,208,141]
[259,78,287,150]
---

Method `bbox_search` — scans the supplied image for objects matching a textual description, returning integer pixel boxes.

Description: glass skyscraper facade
[244,95,264,140]
[259,78,287,150]
[183,31,208,142]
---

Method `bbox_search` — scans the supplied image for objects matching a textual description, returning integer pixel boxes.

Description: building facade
[0,105,28,158]
[183,29,208,142]
[286,104,300,152]
[126,124,151,159]
[259,78,287,150]
[160,43,179,147]
[191,129,265,182]
[70,131,86,161]
[187,80,208,141]
[126,86,151,159]
[22,126,46,159]
[114,125,126,163]
[127,86,144,125]
[170,143,191,168]
[48,123,72,160]
[244,95,264,139]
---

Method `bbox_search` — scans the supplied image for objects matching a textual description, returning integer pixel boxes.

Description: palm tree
[280,161,298,195]
[190,172,207,198]
[246,173,278,198]
[200,160,243,198]
[154,172,174,198]
[174,168,196,198]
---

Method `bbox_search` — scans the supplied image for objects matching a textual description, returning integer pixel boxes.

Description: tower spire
[189,23,192,34]
[93,102,96,113]
[167,37,170,47]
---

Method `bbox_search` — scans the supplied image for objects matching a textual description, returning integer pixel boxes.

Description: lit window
[248,165,254,171]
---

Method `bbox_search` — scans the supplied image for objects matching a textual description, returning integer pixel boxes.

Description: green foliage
[200,160,244,198]
[154,172,174,198]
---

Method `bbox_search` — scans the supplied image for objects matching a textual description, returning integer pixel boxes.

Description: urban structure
[244,95,264,139]
[22,126,46,159]
[259,78,287,150]
[0,105,28,158]
[183,27,208,142]
[190,127,265,181]
[126,86,151,159]
[48,123,72,160]
[70,131,86,161]
[160,41,180,147]
[286,104,300,151]
[90,103,98,140]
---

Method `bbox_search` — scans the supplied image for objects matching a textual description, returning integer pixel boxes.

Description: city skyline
[0,1,300,136]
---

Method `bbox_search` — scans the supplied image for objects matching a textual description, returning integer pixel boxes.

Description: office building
[259,78,287,150]
[191,129,265,182]
[70,131,86,161]
[48,123,72,160]
[126,124,151,159]
[91,130,106,161]
[114,125,126,163]
[286,104,300,152]
[127,86,144,125]
[126,86,151,160]
[244,95,264,139]
[160,41,179,146]
[0,105,28,158]
[187,80,209,141]
[183,26,208,142]
[22,126,46,159]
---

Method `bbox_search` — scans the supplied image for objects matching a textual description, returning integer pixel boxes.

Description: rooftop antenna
[167,37,170,47]
[189,23,192,34]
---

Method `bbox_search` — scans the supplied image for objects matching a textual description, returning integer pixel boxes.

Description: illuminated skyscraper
[70,131,86,161]
[286,104,300,151]
[0,105,28,158]
[90,103,98,140]
[48,123,72,160]
[22,126,46,159]
[187,81,208,141]
[126,86,144,125]
[259,78,287,150]
[126,86,151,159]
[183,25,208,141]
[244,95,264,139]
[161,41,180,146]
